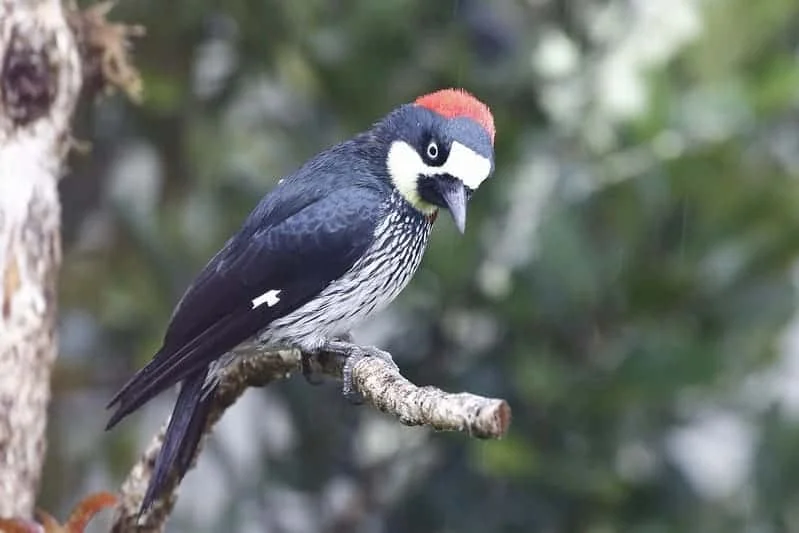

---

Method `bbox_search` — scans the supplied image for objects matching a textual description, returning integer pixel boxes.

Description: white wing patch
[386,141,492,212]
[252,289,282,309]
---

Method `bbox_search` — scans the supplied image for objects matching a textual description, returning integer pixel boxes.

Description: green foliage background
[46,0,799,531]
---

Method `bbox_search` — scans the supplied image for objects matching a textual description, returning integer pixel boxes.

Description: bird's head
[379,88,495,233]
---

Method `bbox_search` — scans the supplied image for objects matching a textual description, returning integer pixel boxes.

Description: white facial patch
[386,140,492,211]
[252,289,281,309]
[443,141,493,189]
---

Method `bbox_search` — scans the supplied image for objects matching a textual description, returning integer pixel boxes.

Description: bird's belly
[260,262,418,349]
[258,225,430,350]
[210,258,415,384]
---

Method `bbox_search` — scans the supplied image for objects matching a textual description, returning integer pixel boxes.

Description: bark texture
[0,0,81,518]
[112,347,512,532]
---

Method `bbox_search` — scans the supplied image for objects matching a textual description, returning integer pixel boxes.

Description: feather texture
[107,184,387,427]
[106,89,495,514]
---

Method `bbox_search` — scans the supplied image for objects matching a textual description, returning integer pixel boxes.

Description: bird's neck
[389,190,435,228]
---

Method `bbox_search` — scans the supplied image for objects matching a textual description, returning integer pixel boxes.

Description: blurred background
[44,0,799,531]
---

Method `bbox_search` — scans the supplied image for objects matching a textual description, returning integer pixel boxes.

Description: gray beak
[438,179,467,234]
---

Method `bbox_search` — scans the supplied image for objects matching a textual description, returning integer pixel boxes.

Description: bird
[106,87,496,512]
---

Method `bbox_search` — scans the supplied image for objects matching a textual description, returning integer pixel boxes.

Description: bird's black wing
[106,184,385,428]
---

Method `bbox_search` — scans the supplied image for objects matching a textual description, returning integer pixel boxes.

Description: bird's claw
[320,339,398,405]
[301,332,354,386]
[342,349,365,405]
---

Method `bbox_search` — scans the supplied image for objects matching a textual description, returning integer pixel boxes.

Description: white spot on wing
[252,289,282,309]
[258,199,433,350]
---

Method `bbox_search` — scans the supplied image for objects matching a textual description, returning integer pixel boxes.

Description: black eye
[421,137,449,165]
[426,141,439,160]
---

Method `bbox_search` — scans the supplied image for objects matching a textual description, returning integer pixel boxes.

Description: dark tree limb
[111,348,511,532]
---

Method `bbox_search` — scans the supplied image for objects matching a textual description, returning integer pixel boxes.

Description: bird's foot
[300,332,355,386]
[319,339,398,404]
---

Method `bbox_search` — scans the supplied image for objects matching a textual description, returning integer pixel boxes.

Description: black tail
[140,370,217,513]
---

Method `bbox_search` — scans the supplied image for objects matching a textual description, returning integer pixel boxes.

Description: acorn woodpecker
[106,88,496,511]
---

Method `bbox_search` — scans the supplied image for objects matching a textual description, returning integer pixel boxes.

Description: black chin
[417,175,468,233]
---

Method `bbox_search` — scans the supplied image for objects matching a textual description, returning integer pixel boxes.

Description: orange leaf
[61,492,118,533]
[0,517,43,533]
[0,492,117,533]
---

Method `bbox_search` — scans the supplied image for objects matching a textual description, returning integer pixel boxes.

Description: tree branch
[111,347,512,532]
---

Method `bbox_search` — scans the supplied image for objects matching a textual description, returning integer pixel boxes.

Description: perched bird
[106,88,496,511]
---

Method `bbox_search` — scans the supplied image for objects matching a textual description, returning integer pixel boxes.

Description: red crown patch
[415,88,495,144]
